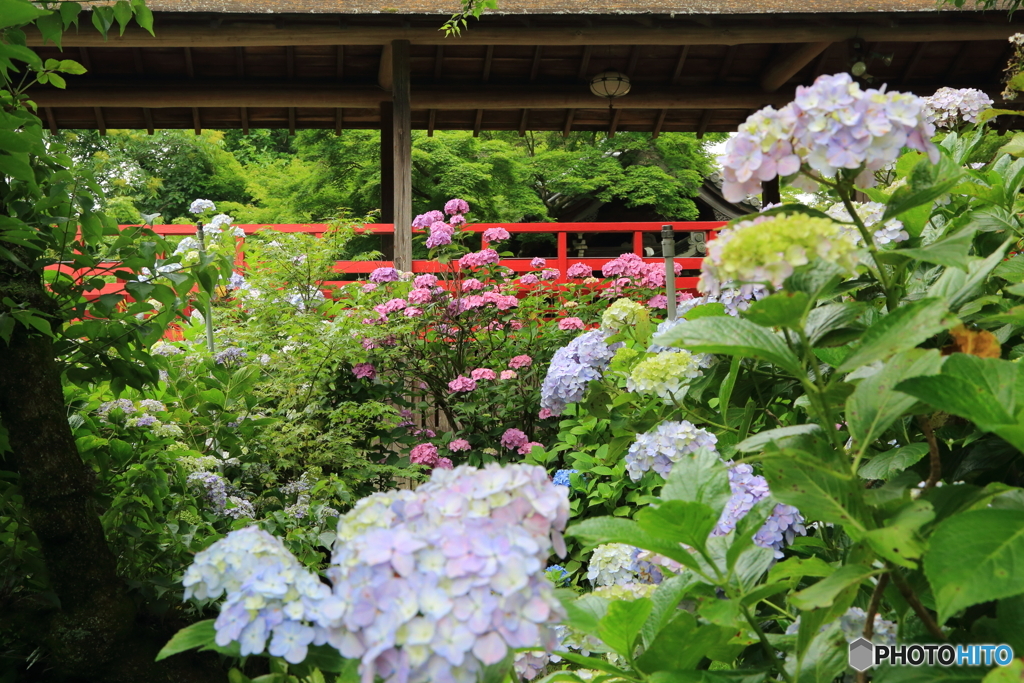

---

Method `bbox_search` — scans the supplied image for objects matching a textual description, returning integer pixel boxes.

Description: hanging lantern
[589,70,632,100]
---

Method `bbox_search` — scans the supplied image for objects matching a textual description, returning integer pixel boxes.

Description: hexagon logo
[849,638,875,672]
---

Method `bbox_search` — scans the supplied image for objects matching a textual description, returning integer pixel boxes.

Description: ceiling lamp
[589,70,632,102]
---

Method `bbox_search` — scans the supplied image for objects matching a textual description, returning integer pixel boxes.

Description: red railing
[56,221,725,300]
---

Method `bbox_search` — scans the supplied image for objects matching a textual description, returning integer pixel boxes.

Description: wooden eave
[27,10,1024,134]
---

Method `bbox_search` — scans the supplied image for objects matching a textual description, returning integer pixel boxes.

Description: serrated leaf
[654,315,804,376]
[790,564,877,611]
[858,443,929,480]
[837,298,952,372]
[155,619,217,661]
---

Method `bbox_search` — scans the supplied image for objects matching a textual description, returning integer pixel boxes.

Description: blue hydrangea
[712,463,806,558]
[187,471,228,514]
[182,526,341,663]
[540,330,618,416]
[545,565,570,586]
[552,469,578,487]
[213,347,247,367]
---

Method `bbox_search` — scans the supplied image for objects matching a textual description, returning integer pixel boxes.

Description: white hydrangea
[586,543,640,586]
[921,87,994,128]
[825,201,909,246]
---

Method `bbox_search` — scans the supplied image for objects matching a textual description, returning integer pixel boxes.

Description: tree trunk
[0,251,222,683]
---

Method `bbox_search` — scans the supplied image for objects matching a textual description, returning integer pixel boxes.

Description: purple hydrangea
[187,471,228,514]
[369,267,400,284]
[413,210,445,228]
[444,198,470,215]
[482,227,510,242]
[214,347,248,367]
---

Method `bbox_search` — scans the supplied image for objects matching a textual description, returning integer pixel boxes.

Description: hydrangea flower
[509,355,532,369]
[187,471,228,514]
[587,544,639,586]
[213,347,248,367]
[500,428,529,451]
[718,72,939,201]
[470,368,497,381]
[173,236,200,255]
[99,398,137,417]
[558,317,585,331]
[482,227,510,242]
[410,443,440,465]
[566,263,593,279]
[540,330,618,416]
[407,288,433,305]
[413,210,445,228]
[921,87,993,128]
[459,249,501,269]
[519,274,540,285]
[352,363,376,380]
[647,292,694,310]
[530,257,547,268]
[786,606,897,646]
[626,351,703,403]
[375,298,408,316]
[444,198,470,215]
[601,253,646,279]
[825,201,908,246]
[539,268,560,281]
[139,399,166,413]
[189,199,216,214]
[129,414,159,428]
[601,298,649,333]
[369,267,400,284]
[182,527,341,663]
[699,215,859,294]
[448,376,477,393]
[426,221,455,248]
[518,441,543,455]
[551,469,578,487]
[413,274,437,289]
[499,370,517,380]
[625,421,719,482]
[545,564,570,586]
[448,439,471,452]
[320,464,568,683]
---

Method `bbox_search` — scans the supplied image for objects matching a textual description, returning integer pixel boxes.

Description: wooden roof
[27,8,1024,134]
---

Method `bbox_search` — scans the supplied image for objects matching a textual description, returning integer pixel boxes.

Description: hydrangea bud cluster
[187,471,229,513]
[825,201,908,246]
[921,87,993,128]
[320,464,569,683]
[626,351,703,403]
[182,527,341,663]
[717,72,939,202]
[601,297,649,333]
[540,330,619,416]
[699,215,859,294]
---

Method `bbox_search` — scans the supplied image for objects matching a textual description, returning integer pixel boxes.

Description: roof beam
[44,107,57,134]
[31,81,1000,110]
[760,41,832,91]
[577,46,592,80]
[562,108,575,137]
[652,108,668,138]
[27,21,1022,48]
[670,46,689,84]
[378,43,393,91]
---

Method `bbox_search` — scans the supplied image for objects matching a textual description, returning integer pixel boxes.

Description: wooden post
[392,39,412,272]
[763,176,781,206]
[380,101,394,224]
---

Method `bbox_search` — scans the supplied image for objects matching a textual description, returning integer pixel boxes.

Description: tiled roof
[143,0,964,14]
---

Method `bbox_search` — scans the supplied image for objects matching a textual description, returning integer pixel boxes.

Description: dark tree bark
[0,249,222,683]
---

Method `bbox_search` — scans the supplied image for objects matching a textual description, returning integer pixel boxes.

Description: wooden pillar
[380,101,394,224]
[391,39,412,272]
[763,176,781,206]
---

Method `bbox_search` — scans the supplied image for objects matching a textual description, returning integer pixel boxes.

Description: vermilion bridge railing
[56,221,726,301]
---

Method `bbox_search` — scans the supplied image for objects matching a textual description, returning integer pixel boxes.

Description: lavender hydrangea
[99,398,137,417]
[213,347,248,367]
[369,267,400,284]
[320,464,569,683]
[718,73,939,201]
[182,526,341,663]
[187,471,228,514]
[825,201,909,246]
[540,330,618,416]
[189,198,216,214]
[625,421,719,482]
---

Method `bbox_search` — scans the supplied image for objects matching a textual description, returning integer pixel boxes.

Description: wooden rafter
[427,108,436,136]
[142,107,154,134]
[671,46,689,84]
[518,108,529,136]
[577,45,593,80]
[94,107,106,135]
[563,108,575,137]
[473,108,483,137]
[608,107,622,137]
[696,109,712,138]
[44,107,57,135]
[241,106,249,135]
[902,43,928,83]
[334,107,342,135]
[482,45,493,82]
[652,108,668,138]
[760,41,832,91]
[236,47,246,77]
[286,46,295,78]
[529,46,543,81]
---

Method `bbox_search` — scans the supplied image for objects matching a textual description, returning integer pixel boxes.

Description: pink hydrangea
[483,227,511,242]
[462,278,485,292]
[426,221,455,248]
[374,298,408,315]
[519,274,540,285]
[352,363,376,380]
[530,257,547,268]
[413,274,437,288]
[566,263,593,279]
[500,370,517,380]
[500,428,529,451]
[509,355,532,369]
[509,320,524,330]
[540,268,560,281]
[637,261,683,289]
[602,253,645,278]
[459,249,501,269]
[449,214,466,226]
[407,288,433,305]
[436,457,454,470]
[518,441,544,455]
[410,443,439,465]
[369,267,400,283]
[448,376,477,393]
[404,307,423,317]
[471,368,497,381]
[445,198,470,215]
[538,408,553,419]
[361,283,378,293]
[648,292,695,309]
[558,317,585,331]
[449,438,471,452]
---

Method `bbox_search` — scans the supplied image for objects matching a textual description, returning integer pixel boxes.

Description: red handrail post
[556,231,568,283]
